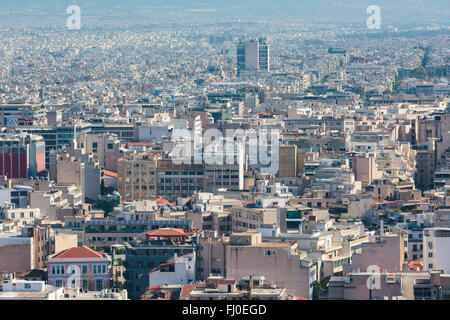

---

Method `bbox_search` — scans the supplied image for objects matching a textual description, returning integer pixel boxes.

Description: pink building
[47,246,111,291]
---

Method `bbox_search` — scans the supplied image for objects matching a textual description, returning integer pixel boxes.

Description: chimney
[380,220,384,242]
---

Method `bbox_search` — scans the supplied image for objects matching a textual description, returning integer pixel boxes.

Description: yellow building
[117,154,157,202]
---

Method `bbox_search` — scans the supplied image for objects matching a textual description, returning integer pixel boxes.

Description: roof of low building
[50,246,105,259]
[146,228,186,238]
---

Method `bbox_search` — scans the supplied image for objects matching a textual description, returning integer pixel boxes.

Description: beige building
[279,145,298,178]
[78,132,123,172]
[352,154,381,187]
[29,190,66,221]
[198,234,228,280]
[53,232,78,254]
[322,272,432,300]
[1,205,41,226]
[343,233,406,274]
[231,207,277,233]
[0,233,34,273]
[225,232,317,299]
[117,153,157,202]
[56,152,85,200]
[0,223,62,273]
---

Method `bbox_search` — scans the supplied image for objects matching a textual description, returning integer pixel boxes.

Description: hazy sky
[0,0,448,28]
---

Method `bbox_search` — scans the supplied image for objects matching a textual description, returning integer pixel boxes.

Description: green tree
[412,65,427,80]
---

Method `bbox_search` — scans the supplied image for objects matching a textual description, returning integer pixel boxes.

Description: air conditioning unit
[386,274,397,284]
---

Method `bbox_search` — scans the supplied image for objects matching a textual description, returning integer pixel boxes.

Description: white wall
[148,253,196,287]
[423,228,450,274]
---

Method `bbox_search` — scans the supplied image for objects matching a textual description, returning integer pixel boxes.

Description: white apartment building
[0,203,41,226]
[423,228,450,274]
[148,252,196,287]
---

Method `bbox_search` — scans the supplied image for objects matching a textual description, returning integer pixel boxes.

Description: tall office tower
[237,37,270,76]
[0,133,46,178]
[258,37,270,71]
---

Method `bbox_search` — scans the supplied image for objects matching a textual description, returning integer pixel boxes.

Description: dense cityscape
[0,0,449,303]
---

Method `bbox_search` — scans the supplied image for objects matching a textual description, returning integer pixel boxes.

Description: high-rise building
[19,124,91,169]
[0,133,46,178]
[237,37,270,76]
[117,153,158,202]
[258,38,270,71]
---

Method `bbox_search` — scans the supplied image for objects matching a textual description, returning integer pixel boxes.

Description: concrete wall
[198,238,227,280]
[225,245,313,299]
[0,239,33,273]
[344,234,405,274]
[54,233,78,254]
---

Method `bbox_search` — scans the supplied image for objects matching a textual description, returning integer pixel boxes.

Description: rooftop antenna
[73,124,78,149]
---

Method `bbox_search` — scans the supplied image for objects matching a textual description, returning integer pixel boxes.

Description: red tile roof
[180,285,196,299]
[180,283,206,299]
[156,198,170,205]
[104,170,118,178]
[146,228,186,238]
[51,246,104,259]
[127,142,153,147]
[148,286,160,291]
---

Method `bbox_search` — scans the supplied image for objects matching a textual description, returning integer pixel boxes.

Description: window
[264,250,276,256]
[429,264,433,269]
[95,279,103,291]
[82,265,88,274]
[56,265,65,274]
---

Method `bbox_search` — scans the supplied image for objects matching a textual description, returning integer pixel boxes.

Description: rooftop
[50,246,105,259]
